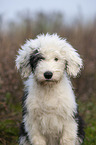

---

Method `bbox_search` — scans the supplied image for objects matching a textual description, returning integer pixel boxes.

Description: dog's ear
[62,41,83,77]
[15,39,40,78]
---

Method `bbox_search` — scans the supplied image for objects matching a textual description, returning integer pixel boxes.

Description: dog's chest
[39,111,63,135]
[34,98,64,136]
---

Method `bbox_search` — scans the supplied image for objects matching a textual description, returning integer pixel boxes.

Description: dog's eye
[54,58,58,61]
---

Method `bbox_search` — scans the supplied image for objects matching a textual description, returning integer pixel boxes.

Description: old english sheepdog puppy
[16,34,85,145]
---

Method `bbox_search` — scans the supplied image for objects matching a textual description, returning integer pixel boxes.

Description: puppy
[16,34,85,145]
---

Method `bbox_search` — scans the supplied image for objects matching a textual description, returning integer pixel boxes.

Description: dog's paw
[60,137,75,145]
[34,140,46,145]
[31,136,46,145]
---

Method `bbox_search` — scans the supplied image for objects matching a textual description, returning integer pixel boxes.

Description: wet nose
[44,71,53,79]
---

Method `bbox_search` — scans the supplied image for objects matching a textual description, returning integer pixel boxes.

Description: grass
[0,119,19,145]
[0,92,22,145]
[78,96,96,145]
[0,93,96,145]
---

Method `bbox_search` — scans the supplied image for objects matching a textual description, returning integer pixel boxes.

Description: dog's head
[16,34,83,84]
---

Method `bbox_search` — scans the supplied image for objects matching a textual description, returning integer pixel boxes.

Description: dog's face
[30,47,65,84]
[16,34,83,84]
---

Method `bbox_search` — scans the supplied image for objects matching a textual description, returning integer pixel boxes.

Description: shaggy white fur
[16,33,84,145]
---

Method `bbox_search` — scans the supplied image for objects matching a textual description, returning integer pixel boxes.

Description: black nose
[44,71,53,79]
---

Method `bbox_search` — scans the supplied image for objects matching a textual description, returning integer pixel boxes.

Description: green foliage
[0,119,19,145]
[78,97,96,145]
[84,126,96,145]
[4,92,21,114]
[5,92,11,105]
[0,92,21,144]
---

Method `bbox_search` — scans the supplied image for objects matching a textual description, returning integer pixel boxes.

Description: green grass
[0,93,96,145]
[0,119,19,145]
[0,92,21,145]
[78,97,96,145]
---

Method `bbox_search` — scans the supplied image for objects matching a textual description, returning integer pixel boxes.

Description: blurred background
[0,0,96,144]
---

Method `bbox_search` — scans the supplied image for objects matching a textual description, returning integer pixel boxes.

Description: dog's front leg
[60,120,77,145]
[28,124,47,145]
[31,134,46,145]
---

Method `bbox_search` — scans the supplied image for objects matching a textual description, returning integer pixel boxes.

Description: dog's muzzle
[44,71,53,79]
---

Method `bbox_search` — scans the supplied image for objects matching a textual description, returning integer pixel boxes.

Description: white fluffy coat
[16,34,83,145]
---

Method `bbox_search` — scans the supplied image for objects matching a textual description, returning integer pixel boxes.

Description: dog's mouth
[45,79,54,82]
[44,77,59,82]
[39,78,59,85]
